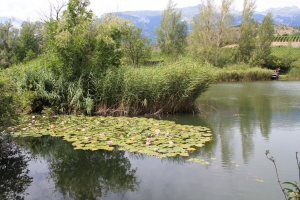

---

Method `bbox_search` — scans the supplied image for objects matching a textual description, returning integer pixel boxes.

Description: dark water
[1,81,300,200]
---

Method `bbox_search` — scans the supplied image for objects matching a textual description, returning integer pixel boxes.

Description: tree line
[0,0,274,70]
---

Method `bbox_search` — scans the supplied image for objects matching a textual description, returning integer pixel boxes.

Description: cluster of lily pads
[8,115,213,158]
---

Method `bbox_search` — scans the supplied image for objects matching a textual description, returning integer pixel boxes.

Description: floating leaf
[255,179,264,183]
[10,115,213,158]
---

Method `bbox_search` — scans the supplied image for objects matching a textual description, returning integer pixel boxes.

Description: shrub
[0,75,18,129]
[216,66,273,82]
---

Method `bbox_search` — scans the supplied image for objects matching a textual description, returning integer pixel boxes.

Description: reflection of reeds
[216,67,273,82]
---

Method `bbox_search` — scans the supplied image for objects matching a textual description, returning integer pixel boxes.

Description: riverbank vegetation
[1,0,300,117]
[2,57,216,115]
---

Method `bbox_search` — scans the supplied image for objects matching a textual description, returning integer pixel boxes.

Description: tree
[38,1,124,114]
[122,25,152,66]
[189,0,218,63]
[252,13,274,66]
[156,0,188,56]
[0,20,19,68]
[215,0,234,66]
[188,0,234,66]
[15,21,43,63]
[49,0,122,80]
[238,0,257,63]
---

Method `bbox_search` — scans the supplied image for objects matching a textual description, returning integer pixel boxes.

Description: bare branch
[297,152,300,184]
[265,150,288,200]
[37,0,67,22]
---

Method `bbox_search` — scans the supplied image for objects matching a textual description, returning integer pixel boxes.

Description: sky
[1,0,300,21]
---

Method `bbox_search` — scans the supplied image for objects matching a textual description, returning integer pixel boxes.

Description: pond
[1,81,300,200]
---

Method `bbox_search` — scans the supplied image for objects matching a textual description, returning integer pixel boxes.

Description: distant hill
[112,5,300,43]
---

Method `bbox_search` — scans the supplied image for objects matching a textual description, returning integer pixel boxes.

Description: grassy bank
[215,64,274,82]
[1,58,216,115]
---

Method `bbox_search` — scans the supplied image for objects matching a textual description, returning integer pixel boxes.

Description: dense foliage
[0,74,18,129]
[4,57,216,115]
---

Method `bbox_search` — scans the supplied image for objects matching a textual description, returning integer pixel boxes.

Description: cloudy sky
[1,0,300,21]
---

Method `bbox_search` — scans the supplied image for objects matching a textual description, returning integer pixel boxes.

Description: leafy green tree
[122,25,152,66]
[34,1,124,114]
[0,20,19,68]
[189,0,233,65]
[215,0,234,66]
[49,0,122,80]
[252,13,274,66]
[14,21,42,63]
[189,0,217,63]
[238,0,258,63]
[156,0,188,56]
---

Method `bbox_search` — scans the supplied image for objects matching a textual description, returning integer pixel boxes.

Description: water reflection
[197,81,300,166]
[3,81,300,200]
[158,114,217,164]
[19,136,140,199]
[0,134,32,199]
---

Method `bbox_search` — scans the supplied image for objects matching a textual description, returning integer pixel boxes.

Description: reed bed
[4,58,216,115]
[216,67,273,82]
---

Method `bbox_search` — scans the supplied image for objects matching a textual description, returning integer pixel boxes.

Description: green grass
[216,66,273,82]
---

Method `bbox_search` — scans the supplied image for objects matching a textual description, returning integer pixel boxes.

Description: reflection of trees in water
[238,97,255,164]
[157,114,218,164]
[20,136,140,199]
[255,95,272,140]
[0,134,32,200]
[197,83,275,166]
[197,100,239,170]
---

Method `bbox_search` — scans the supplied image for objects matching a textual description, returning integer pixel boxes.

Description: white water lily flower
[155,129,160,135]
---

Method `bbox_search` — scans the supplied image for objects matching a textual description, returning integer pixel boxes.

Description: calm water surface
[2,81,300,200]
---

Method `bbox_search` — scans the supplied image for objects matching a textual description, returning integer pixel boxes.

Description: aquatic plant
[216,67,273,82]
[7,115,213,158]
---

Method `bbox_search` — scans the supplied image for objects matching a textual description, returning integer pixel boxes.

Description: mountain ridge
[113,5,300,42]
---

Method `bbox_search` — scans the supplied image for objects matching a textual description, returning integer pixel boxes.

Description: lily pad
[9,115,213,158]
